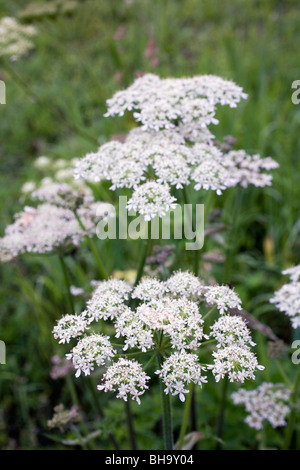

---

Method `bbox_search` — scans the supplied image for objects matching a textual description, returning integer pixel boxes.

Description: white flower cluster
[191,147,279,195]
[136,297,207,351]
[53,312,89,344]
[33,155,81,180]
[126,181,177,221]
[22,156,92,205]
[54,271,262,403]
[165,270,204,299]
[97,358,150,404]
[30,181,93,210]
[131,277,166,301]
[86,279,132,321]
[75,124,278,219]
[0,17,37,60]
[66,334,116,377]
[270,264,300,329]
[210,315,256,349]
[155,351,208,402]
[282,265,300,283]
[105,73,247,138]
[203,285,242,314]
[209,315,264,383]
[114,306,154,352]
[208,346,264,383]
[222,150,279,189]
[1,161,115,261]
[231,382,291,430]
[0,200,111,261]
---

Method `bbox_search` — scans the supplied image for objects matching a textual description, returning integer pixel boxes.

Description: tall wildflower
[53,271,264,404]
[74,74,278,222]
[0,181,114,261]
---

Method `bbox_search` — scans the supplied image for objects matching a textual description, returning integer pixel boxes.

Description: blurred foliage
[0,0,300,450]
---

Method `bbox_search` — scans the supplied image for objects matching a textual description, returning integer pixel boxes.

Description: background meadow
[0,0,300,450]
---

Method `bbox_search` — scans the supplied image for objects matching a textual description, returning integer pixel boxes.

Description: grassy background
[0,0,300,449]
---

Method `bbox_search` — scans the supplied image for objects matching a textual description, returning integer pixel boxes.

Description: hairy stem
[157,354,173,450]
[86,237,109,281]
[202,304,217,321]
[58,255,75,315]
[75,211,108,280]
[125,399,138,450]
[134,232,151,286]
[216,376,229,449]
[177,382,193,450]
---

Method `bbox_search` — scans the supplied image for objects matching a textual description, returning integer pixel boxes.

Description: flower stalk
[177,382,193,450]
[157,354,173,450]
[283,367,300,450]
[59,255,75,315]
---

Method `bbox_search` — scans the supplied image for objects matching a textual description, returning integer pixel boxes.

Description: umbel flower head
[75,130,278,221]
[0,16,37,60]
[53,271,264,404]
[97,358,150,405]
[155,351,208,402]
[270,264,300,329]
[0,199,114,262]
[232,382,291,430]
[203,285,242,315]
[53,312,89,344]
[66,334,116,378]
[22,154,96,208]
[75,74,278,222]
[210,315,256,349]
[126,181,177,221]
[29,181,94,211]
[208,345,264,384]
[0,174,115,262]
[105,73,248,139]
[208,314,264,383]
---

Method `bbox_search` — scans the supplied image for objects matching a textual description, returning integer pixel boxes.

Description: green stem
[223,189,242,284]
[201,338,217,347]
[182,186,191,213]
[70,424,89,450]
[143,352,158,371]
[134,235,151,286]
[65,375,94,449]
[216,376,229,450]
[86,237,108,280]
[157,354,173,450]
[87,377,119,450]
[125,399,138,450]
[283,367,300,450]
[58,255,75,314]
[201,190,215,252]
[75,211,108,280]
[182,187,199,274]
[115,350,156,358]
[182,188,214,275]
[275,361,293,389]
[202,304,217,321]
[177,382,193,450]
[190,386,198,444]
